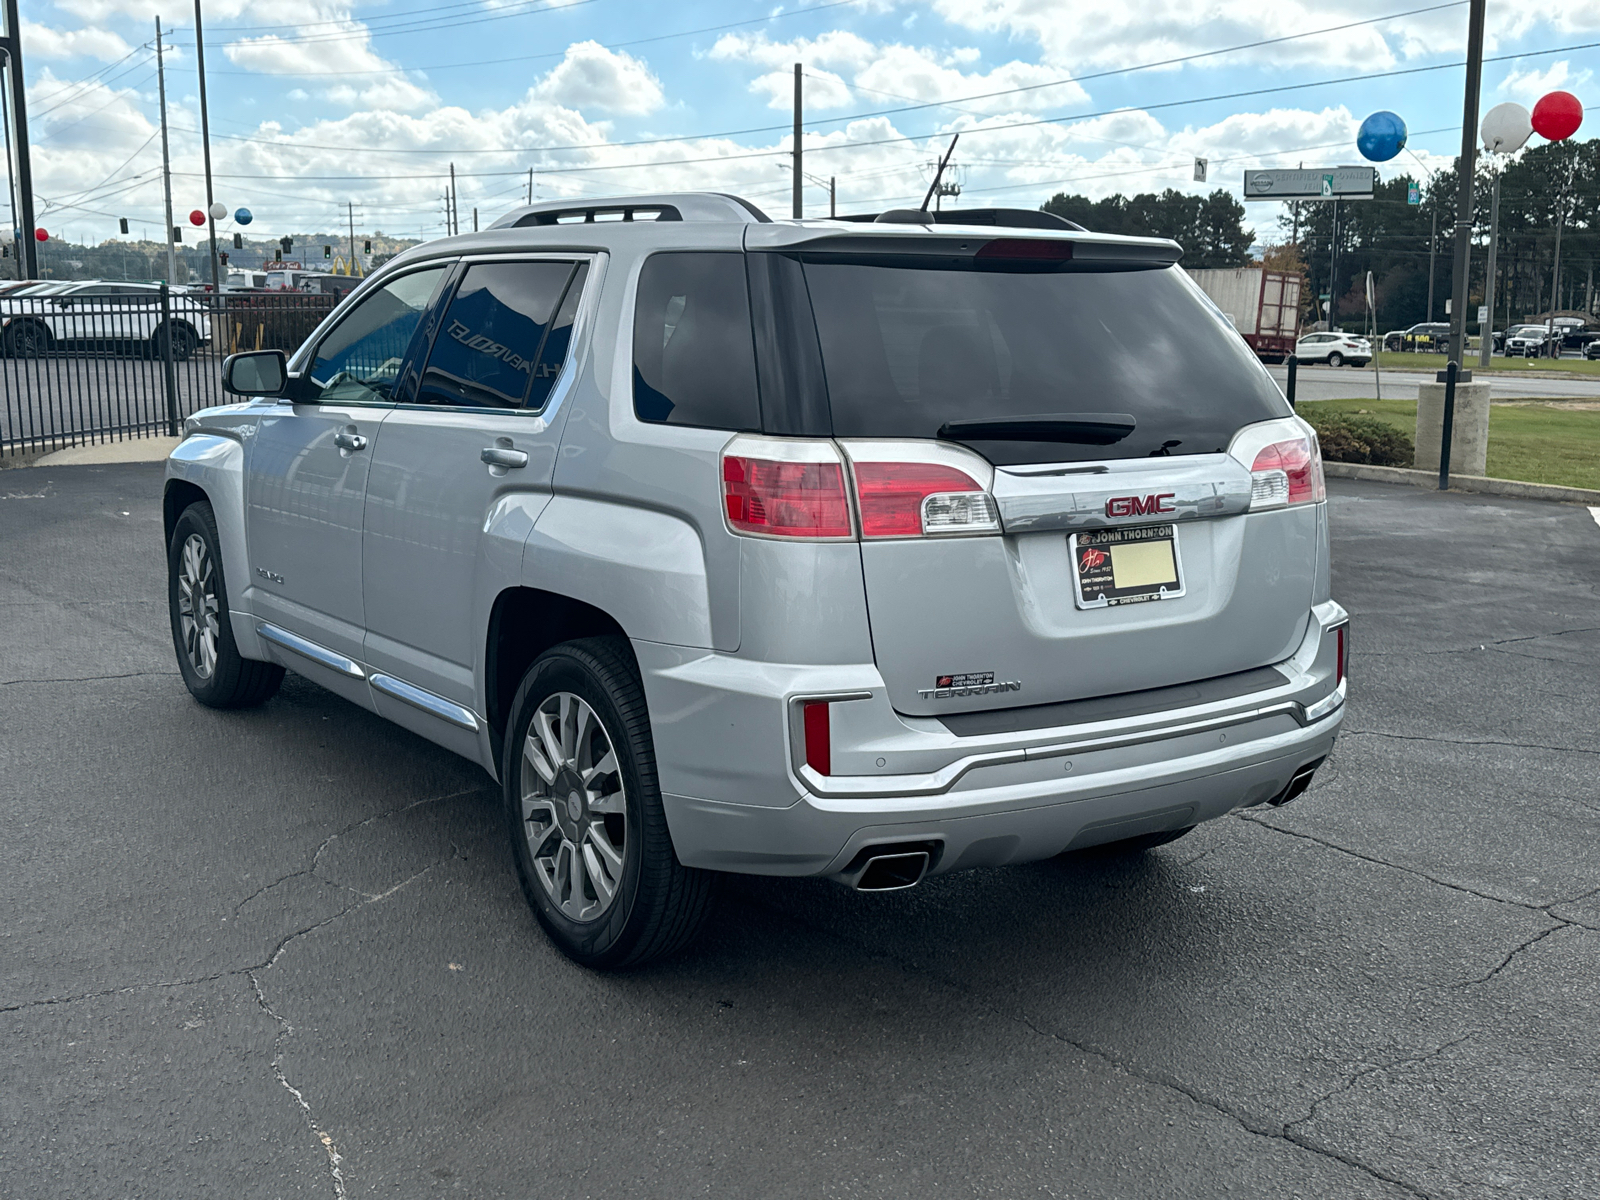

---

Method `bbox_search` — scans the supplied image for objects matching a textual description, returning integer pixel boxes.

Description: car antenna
[920,134,960,213]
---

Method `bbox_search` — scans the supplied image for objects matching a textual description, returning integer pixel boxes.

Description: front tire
[153,322,198,362]
[4,321,51,358]
[502,637,714,969]
[167,501,285,708]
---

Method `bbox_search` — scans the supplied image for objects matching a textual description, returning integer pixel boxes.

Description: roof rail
[488,192,770,230]
[834,208,1086,231]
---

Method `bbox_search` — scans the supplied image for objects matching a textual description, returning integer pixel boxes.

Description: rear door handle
[481,446,529,469]
[334,430,367,453]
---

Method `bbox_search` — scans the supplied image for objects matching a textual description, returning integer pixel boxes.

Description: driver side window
[308,266,448,404]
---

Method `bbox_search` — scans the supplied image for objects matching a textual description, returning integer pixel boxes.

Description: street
[1267,362,1600,402]
[2,464,1597,1198]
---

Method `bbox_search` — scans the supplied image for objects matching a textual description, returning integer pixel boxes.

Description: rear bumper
[638,600,1348,879]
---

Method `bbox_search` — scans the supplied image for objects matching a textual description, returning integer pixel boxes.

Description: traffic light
[219,251,229,266]
[280,236,293,253]
[233,232,242,249]
[363,239,372,254]
[275,248,282,261]
[119,218,129,234]
[323,245,331,259]
[172,226,182,242]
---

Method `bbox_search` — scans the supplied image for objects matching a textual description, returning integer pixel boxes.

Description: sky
[12,0,1600,251]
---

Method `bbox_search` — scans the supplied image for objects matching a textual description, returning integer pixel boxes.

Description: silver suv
[163,193,1347,967]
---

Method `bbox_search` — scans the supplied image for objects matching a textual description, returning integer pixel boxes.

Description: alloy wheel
[176,533,220,679]
[520,692,628,922]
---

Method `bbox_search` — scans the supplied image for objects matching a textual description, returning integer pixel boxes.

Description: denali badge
[255,567,284,584]
[1106,493,1176,518]
[918,672,1022,700]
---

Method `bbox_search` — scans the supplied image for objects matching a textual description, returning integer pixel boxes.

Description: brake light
[853,461,996,537]
[802,701,831,775]
[723,455,852,539]
[1249,435,1325,509]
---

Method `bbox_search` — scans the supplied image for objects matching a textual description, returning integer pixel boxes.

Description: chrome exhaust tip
[1270,758,1325,807]
[854,851,931,892]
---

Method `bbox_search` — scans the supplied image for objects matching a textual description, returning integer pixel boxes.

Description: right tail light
[1230,419,1327,510]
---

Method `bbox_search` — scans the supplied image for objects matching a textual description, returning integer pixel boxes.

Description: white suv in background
[1294,331,1371,368]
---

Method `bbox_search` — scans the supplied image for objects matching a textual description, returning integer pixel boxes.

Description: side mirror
[222,349,288,397]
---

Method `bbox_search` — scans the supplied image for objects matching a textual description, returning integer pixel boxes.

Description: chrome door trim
[369,673,481,731]
[257,622,366,679]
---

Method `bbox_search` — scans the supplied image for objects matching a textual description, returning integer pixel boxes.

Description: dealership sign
[1243,167,1378,201]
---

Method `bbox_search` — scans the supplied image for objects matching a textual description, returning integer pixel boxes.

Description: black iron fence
[0,289,338,458]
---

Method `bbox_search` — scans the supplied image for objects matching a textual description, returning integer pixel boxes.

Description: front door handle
[481,446,529,469]
[334,429,367,453]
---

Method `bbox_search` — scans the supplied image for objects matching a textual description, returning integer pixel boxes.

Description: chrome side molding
[369,673,480,732]
[257,623,365,679]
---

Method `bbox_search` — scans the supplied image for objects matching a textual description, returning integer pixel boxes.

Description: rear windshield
[797,257,1289,464]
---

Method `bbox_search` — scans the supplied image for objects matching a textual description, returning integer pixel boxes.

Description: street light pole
[1,0,37,278]
[155,17,178,286]
[1478,168,1501,370]
[194,0,220,295]
[792,63,802,219]
[1446,0,1487,366]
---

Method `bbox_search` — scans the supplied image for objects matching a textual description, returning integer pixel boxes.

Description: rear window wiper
[937,413,1137,446]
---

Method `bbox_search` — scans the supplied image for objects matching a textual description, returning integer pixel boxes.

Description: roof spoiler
[834,208,1087,232]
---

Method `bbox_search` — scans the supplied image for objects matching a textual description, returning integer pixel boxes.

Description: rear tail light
[722,454,853,539]
[1249,434,1325,509]
[852,461,999,538]
[802,701,831,775]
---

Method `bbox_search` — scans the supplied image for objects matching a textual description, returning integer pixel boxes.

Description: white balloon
[208,201,228,220]
[1481,102,1532,154]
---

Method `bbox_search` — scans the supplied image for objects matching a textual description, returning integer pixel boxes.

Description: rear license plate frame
[1069,524,1186,609]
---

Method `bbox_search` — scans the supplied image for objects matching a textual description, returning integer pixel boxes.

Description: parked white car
[0,280,212,360]
[1294,332,1371,368]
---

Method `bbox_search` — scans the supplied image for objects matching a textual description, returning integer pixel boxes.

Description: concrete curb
[25,437,179,467]
[1324,461,1600,505]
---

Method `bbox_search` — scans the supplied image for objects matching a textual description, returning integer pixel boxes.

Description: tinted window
[798,257,1289,464]
[633,252,760,430]
[527,262,588,411]
[418,261,576,408]
[310,266,448,404]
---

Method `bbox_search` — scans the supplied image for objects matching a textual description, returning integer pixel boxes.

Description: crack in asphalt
[249,972,349,1200]
[1285,1034,1478,1137]
[1446,923,1567,989]
[1342,728,1600,758]
[0,669,180,687]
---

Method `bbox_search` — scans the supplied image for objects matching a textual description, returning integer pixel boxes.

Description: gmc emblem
[1105,493,1176,518]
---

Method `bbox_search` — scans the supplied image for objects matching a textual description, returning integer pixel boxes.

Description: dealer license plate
[1069,525,1185,609]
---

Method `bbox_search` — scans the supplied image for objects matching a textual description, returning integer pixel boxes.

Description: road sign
[1193,157,1208,182]
[1244,166,1377,200]
[1407,185,1421,205]
[1478,306,1489,323]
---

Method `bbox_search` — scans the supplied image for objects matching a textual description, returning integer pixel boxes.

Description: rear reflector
[852,461,995,538]
[1335,623,1348,685]
[1249,435,1326,509]
[802,701,831,775]
[723,455,853,539]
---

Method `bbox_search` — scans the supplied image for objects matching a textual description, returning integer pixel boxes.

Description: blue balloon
[234,207,253,225]
[1357,111,1407,162]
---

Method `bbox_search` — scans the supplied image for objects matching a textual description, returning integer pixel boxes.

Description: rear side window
[418,261,579,409]
[633,252,760,430]
[797,257,1290,464]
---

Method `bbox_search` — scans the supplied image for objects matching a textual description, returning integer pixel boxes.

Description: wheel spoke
[585,820,624,875]
[522,738,557,787]
[587,788,625,815]
[567,838,588,914]
[581,747,618,788]
[557,693,577,763]
[573,700,597,770]
[582,841,617,903]
[532,706,565,774]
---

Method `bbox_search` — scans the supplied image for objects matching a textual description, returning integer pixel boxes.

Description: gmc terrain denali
[164,193,1347,967]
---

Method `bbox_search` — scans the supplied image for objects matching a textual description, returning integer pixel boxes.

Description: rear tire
[153,322,198,362]
[1327,351,1344,367]
[167,501,285,708]
[4,320,51,358]
[502,636,714,969]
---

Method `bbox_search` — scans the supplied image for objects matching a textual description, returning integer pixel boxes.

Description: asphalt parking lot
[3,463,1597,1199]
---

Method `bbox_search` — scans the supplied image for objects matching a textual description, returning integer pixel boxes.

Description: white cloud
[224,20,437,112]
[21,21,132,60]
[712,31,1087,114]
[530,41,664,115]
[1497,60,1594,105]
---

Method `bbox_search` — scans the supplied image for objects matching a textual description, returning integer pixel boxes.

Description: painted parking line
[1590,507,1600,529]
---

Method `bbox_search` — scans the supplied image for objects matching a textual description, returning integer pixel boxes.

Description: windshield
[797,257,1289,464]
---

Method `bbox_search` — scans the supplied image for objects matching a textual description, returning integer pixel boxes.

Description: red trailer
[1186,267,1303,363]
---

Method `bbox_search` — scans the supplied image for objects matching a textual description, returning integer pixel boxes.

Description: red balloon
[189,209,206,226]
[34,228,47,242]
[1531,91,1583,142]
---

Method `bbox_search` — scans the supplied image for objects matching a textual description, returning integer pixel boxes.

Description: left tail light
[1230,419,1326,510]
[721,438,853,539]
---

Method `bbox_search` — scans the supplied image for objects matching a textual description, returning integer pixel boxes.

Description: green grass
[1300,397,1600,491]
[1371,350,1600,376]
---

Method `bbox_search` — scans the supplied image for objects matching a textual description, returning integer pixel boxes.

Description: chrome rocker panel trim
[257,622,365,679]
[369,673,481,732]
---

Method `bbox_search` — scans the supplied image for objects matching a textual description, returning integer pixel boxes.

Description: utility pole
[792,63,802,219]
[0,68,17,278]
[155,17,177,285]
[830,175,835,219]
[449,162,457,235]
[194,0,220,295]
[1426,204,1437,321]
[1327,199,1340,331]
[347,199,356,275]
[1,0,38,278]
[527,167,533,205]
[1478,169,1501,370]
[1446,0,1487,365]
